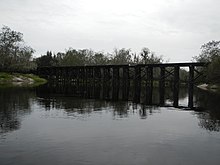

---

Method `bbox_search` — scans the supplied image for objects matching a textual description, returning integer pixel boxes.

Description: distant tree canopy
[139,48,163,64]
[35,51,58,67]
[110,48,132,65]
[0,26,35,71]
[194,40,220,84]
[0,26,163,70]
[35,47,163,67]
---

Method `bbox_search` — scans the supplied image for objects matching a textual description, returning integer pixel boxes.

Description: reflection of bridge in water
[37,62,208,108]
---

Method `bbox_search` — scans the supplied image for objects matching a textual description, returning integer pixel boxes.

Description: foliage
[89,52,109,65]
[110,48,132,65]
[35,47,163,67]
[0,72,13,81]
[194,40,220,62]
[179,69,188,82]
[0,26,35,71]
[35,51,58,67]
[206,57,220,83]
[59,49,90,66]
[139,47,163,64]
[21,74,47,84]
[194,40,220,84]
[0,72,47,87]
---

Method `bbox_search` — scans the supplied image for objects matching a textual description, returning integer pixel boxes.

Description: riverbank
[0,72,47,87]
[197,83,220,93]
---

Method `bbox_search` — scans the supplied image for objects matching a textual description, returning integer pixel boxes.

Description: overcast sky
[0,0,219,62]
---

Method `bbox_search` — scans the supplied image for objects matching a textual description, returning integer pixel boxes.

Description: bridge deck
[38,62,208,69]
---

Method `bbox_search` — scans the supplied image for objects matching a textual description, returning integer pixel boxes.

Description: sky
[0,0,219,62]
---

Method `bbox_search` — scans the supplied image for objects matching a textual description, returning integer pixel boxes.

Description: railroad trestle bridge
[37,62,208,108]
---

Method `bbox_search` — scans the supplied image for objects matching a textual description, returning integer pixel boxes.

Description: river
[0,85,220,165]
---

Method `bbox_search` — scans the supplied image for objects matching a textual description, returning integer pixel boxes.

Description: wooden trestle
[37,62,208,108]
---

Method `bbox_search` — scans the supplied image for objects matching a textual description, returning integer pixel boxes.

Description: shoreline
[0,72,47,87]
[197,83,220,93]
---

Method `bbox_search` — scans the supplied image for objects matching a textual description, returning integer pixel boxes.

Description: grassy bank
[0,72,47,87]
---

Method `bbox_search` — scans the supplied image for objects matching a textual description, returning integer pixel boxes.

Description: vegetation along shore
[0,72,47,87]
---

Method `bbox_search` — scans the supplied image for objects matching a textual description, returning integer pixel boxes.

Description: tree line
[35,47,163,67]
[0,26,220,84]
[0,26,163,71]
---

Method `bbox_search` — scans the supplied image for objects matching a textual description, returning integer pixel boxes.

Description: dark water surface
[0,86,220,165]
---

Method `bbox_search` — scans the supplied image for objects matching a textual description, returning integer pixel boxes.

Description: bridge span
[37,62,208,108]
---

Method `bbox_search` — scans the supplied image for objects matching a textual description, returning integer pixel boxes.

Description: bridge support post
[55,67,60,83]
[134,65,141,103]
[112,67,120,100]
[173,66,179,107]
[66,68,70,85]
[122,66,129,100]
[146,66,153,105]
[94,67,101,99]
[62,67,66,84]
[87,67,93,98]
[80,67,85,97]
[188,65,194,108]
[48,67,54,82]
[84,67,88,96]
[159,66,165,105]
[103,67,111,99]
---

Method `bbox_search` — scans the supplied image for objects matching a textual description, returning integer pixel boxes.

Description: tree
[36,47,164,67]
[207,58,220,83]
[0,26,35,71]
[110,48,132,65]
[88,52,109,65]
[194,40,220,83]
[58,48,89,66]
[35,51,58,67]
[139,47,163,64]
[194,40,220,62]
[132,53,140,64]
